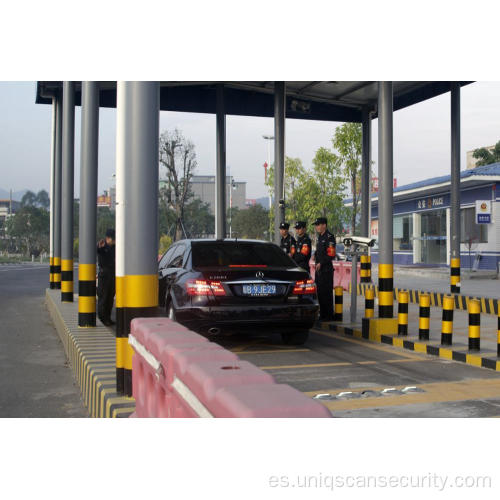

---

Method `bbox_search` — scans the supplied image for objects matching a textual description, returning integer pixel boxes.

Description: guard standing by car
[97,228,116,326]
[279,222,297,259]
[313,217,336,320]
[293,221,312,271]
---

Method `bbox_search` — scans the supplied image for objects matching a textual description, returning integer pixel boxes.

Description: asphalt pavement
[0,263,87,417]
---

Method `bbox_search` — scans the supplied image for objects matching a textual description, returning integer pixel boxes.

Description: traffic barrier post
[364,287,374,318]
[468,299,480,351]
[397,290,409,336]
[360,255,371,283]
[441,295,454,345]
[418,293,430,340]
[334,286,343,321]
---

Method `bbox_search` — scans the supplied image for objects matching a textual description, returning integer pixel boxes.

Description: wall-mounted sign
[475,200,492,224]
[416,197,444,210]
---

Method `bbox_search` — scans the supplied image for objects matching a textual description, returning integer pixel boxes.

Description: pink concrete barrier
[129,318,332,418]
[309,259,360,291]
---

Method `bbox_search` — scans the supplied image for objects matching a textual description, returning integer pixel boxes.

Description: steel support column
[377,82,394,318]
[53,95,63,289]
[450,83,461,294]
[116,81,160,396]
[49,97,57,288]
[78,82,99,327]
[61,82,75,302]
[274,81,286,245]
[361,108,371,238]
[215,84,227,239]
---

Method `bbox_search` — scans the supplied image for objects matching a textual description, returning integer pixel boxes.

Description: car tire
[281,331,309,345]
[166,301,176,322]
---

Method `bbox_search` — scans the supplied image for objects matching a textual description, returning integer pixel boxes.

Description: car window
[159,245,177,268]
[191,241,295,268]
[169,244,186,268]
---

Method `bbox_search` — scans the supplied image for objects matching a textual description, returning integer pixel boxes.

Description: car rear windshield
[192,241,295,268]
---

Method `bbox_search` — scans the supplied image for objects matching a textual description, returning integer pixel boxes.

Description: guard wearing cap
[97,228,116,326]
[279,222,297,259]
[293,221,312,270]
[313,217,336,320]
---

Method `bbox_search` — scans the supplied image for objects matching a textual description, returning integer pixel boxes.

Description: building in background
[97,190,112,209]
[189,175,246,214]
[364,163,500,270]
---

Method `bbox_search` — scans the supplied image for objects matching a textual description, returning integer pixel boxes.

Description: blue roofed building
[348,163,500,271]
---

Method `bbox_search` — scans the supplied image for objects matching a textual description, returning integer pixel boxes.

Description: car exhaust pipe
[208,327,221,335]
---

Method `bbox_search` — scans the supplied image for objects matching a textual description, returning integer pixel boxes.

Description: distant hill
[0,189,28,201]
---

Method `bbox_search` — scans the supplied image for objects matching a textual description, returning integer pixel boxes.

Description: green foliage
[159,198,214,239]
[159,234,173,255]
[96,207,115,240]
[231,204,270,239]
[5,206,49,256]
[20,190,50,209]
[472,141,500,167]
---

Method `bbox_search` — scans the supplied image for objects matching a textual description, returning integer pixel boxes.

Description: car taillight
[186,279,226,296]
[293,279,316,295]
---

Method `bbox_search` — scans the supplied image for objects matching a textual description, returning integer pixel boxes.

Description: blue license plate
[242,284,277,296]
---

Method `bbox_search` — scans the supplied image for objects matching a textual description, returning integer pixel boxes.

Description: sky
[1,81,500,200]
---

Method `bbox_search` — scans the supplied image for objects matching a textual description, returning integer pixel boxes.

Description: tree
[36,190,50,209]
[96,207,115,240]
[159,129,197,241]
[5,206,49,256]
[332,122,362,235]
[473,141,500,167]
[183,199,214,238]
[20,190,37,208]
[231,205,269,240]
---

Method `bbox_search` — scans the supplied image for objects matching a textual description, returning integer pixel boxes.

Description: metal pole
[61,81,75,302]
[116,81,160,396]
[274,81,286,245]
[78,82,99,327]
[215,84,227,239]
[49,97,56,288]
[53,94,63,289]
[350,245,358,323]
[361,108,371,238]
[450,83,461,294]
[377,82,394,318]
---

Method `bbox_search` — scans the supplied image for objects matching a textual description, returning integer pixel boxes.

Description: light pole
[263,134,274,241]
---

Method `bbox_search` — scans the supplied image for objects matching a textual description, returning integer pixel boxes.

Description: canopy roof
[36,81,472,123]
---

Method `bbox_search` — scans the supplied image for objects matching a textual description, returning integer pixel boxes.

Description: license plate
[242,284,277,296]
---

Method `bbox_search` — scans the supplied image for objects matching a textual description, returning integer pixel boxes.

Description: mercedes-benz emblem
[256,271,264,278]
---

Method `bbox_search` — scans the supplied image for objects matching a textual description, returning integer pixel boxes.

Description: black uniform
[280,233,297,258]
[314,229,336,320]
[97,243,115,324]
[293,233,312,270]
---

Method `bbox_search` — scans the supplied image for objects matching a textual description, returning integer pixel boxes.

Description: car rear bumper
[175,304,319,333]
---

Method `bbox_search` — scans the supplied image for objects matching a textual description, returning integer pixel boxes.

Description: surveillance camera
[343,235,376,247]
[278,199,285,208]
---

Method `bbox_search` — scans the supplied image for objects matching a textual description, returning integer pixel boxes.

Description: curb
[45,289,135,417]
[353,283,499,315]
[314,321,500,373]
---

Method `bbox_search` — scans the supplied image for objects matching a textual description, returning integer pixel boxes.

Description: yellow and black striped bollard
[360,255,371,283]
[441,295,454,345]
[61,258,73,302]
[398,290,409,336]
[418,293,430,340]
[78,264,96,327]
[52,256,61,289]
[49,257,55,289]
[364,287,374,318]
[497,300,500,357]
[468,299,480,351]
[334,286,343,321]
[450,257,460,294]
[378,264,393,318]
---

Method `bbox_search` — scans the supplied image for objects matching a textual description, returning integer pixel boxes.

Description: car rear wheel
[281,330,309,345]
[166,301,176,322]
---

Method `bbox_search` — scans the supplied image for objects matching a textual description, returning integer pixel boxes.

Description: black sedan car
[158,239,319,344]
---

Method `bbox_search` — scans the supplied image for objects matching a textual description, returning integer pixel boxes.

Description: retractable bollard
[334,286,343,321]
[360,255,371,283]
[468,299,480,351]
[364,287,374,318]
[418,293,431,340]
[397,290,409,336]
[441,295,454,345]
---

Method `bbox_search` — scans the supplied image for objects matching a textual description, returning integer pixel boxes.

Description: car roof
[177,238,276,245]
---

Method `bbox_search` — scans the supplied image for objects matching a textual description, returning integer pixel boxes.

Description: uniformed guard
[279,222,297,259]
[313,217,336,320]
[97,228,116,326]
[293,221,312,271]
